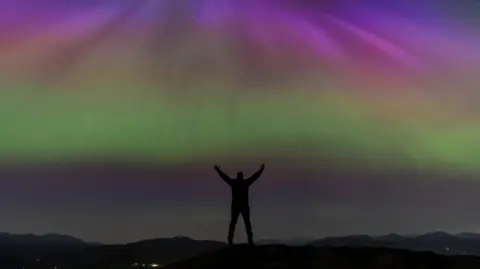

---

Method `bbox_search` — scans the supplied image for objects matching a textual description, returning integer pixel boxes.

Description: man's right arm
[214,165,232,186]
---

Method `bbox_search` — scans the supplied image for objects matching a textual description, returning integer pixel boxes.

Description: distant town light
[131,262,162,267]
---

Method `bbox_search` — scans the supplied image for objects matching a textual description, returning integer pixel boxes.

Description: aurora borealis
[0,0,480,243]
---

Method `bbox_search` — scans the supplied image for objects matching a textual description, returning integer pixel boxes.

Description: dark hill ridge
[49,236,227,269]
[5,232,480,268]
[85,236,225,265]
[163,245,480,269]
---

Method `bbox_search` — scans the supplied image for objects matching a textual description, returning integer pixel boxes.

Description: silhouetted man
[214,164,265,246]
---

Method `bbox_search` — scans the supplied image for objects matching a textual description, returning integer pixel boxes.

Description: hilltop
[163,244,480,269]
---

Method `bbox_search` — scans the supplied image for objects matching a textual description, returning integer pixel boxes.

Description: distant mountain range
[309,232,480,256]
[0,232,97,259]
[2,232,480,268]
[261,232,480,256]
[257,237,316,246]
[0,232,89,245]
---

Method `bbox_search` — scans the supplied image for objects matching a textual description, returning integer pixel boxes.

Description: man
[214,164,265,246]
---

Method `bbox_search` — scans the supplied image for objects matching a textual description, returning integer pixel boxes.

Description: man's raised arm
[214,165,232,185]
[247,164,265,186]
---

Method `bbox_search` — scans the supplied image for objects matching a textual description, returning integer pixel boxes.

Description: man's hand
[214,165,220,170]
[260,164,265,169]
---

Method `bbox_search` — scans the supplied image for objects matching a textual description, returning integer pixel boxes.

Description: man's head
[237,172,244,179]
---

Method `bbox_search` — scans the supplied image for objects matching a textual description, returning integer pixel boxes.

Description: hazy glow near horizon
[0,0,479,170]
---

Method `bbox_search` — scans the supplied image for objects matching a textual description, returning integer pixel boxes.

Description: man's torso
[230,180,249,206]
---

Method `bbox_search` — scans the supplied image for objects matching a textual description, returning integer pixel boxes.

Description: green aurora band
[1,85,480,171]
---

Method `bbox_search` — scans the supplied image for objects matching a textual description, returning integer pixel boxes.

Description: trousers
[228,204,253,240]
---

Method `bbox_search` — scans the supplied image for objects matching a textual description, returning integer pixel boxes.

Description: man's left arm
[247,164,265,186]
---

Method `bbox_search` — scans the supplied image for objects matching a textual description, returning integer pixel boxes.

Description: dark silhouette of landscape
[162,245,480,269]
[2,232,480,268]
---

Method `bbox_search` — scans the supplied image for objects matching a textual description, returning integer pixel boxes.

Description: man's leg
[228,206,240,246]
[241,206,254,246]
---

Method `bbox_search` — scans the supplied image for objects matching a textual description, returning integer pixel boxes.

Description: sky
[0,0,479,244]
